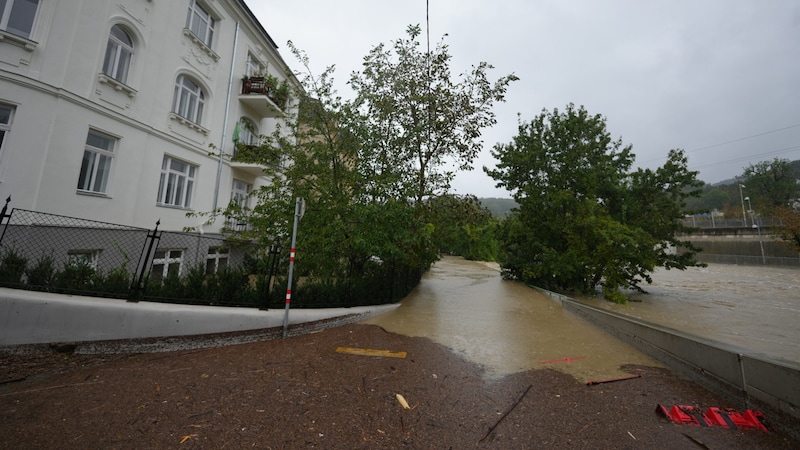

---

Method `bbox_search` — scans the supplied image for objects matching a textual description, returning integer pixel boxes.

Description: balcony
[230,143,282,176]
[239,76,289,118]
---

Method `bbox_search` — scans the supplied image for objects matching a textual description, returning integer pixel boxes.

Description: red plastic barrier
[703,407,770,432]
[656,404,770,432]
[655,404,709,427]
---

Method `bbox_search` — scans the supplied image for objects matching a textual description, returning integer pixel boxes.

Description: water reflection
[363,256,659,382]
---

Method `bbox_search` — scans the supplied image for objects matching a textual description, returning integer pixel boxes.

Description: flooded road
[363,256,659,382]
[581,264,800,365]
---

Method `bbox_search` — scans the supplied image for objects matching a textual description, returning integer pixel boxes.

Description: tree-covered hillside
[479,198,517,218]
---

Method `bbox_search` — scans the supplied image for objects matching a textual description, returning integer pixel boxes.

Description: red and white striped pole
[282,198,304,338]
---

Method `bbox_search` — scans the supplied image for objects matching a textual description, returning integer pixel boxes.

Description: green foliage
[209,26,515,303]
[683,185,731,213]
[741,158,800,212]
[54,260,96,292]
[351,24,518,205]
[25,252,56,287]
[95,266,131,297]
[205,267,258,307]
[148,270,184,300]
[0,246,27,285]
[479,198,518,218]
[488,104,704,302]
[428,194,499,261]
[774,205,800,252]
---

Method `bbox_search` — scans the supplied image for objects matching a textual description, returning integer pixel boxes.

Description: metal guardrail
[681,216,783,229]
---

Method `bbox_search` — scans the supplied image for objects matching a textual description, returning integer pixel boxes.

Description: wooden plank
[335,347,407,359]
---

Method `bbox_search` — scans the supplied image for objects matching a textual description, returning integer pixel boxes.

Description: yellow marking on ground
[335,347,407,358]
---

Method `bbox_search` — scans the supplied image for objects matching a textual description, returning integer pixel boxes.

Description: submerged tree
[487,104,704,302]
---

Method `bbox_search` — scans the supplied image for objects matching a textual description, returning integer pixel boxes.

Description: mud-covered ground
[1,324,796,449]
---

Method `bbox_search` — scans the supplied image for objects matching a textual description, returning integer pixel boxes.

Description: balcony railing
[240,76,289,110]
[231,143,282,171]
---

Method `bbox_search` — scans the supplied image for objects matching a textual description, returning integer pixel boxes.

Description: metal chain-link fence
[0,208,267,306]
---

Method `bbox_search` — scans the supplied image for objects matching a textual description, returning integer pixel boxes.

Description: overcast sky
[250,1,800,198]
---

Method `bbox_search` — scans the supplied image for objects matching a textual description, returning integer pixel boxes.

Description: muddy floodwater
[581,264,800,365]
[363,256,659,382]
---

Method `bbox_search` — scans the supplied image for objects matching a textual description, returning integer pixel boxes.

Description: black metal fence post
[0,196,12,247]
[128,220,162,302]
[260,238,281,310]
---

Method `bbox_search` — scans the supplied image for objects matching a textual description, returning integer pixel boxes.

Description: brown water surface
[580,264,800,365]
[363,256,659,382]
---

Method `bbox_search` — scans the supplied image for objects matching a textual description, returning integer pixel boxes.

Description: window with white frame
[0,103,13,163]
[77,130,116,195]
[246,53,264,77]
[172,75,205,124]
[237,117,258,146]
[231,179,251,208]
[0,0,39,39]
[67,250,100,270]
[185,0,214,48]
[205,247,229,274]
[102,25,133,84]
[150,249,183,281]
[157,156,196,208]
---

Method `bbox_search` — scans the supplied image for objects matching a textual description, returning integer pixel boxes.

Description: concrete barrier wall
[0,288,397,348]
[553,296,800,424]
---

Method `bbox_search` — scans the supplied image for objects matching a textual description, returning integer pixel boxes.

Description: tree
[774,205,800,252]
[350,24,518,206]
[486,104,704,302]
[237,43,429,281]
[683,184,731,213]
[212,26,514,289]
[428,194,499,261]
[741,158,800,212]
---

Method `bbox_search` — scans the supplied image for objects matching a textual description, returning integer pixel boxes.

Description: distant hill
[479,197,517,218]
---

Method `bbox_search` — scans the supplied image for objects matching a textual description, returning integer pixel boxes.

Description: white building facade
[0,0,297,232]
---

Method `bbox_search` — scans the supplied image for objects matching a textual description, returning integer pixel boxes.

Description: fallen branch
[586,374,641,386]
[479,384,532,443]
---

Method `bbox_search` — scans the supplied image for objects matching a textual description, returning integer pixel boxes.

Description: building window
[0,103,13,163]
[77,130,116,195]
[0,0,39,39]
[246,53,264,77]
[205,247,229,274]
[67,250,100,270]
[231,179,251,208]
[151,249,183,281]
[185,0,214,48]
[236,117,258,146]
[157,156,196,208]
[102,25,133,84]
[172,75,205,125]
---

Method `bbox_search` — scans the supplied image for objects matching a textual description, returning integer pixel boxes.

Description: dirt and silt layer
[1,323,796,449]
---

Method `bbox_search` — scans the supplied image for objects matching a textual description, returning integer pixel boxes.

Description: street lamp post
[739,184,747,227]
[744,197,767,265]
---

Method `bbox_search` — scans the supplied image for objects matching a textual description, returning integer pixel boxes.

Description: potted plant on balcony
[263,73,280,92]
[272,80,290,109]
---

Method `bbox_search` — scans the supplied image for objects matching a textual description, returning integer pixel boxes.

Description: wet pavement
[363,256,660,382]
